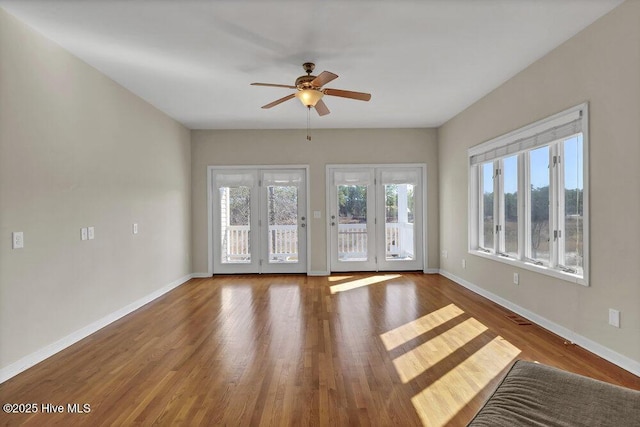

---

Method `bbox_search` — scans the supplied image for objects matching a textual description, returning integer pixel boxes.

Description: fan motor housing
[295,74,316,88]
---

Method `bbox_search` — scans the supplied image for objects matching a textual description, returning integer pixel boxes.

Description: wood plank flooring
[1,273,638,426]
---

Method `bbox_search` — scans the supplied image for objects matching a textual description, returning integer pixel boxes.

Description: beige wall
[438,1,639,364]
[0,9,192,371]
[191,128,439,273]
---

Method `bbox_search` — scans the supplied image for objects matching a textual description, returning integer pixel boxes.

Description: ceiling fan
[251,62,371,116]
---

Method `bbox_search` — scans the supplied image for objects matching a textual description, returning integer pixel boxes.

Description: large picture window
[468,104,588,285]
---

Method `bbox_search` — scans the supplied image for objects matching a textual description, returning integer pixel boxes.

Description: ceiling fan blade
[261,93,295,109]
[311,71,338,87]
[251,82,297,89]
[315,99,330,116]
[324,88,371,101]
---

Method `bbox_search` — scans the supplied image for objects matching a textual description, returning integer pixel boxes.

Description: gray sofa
[468,360,640,426]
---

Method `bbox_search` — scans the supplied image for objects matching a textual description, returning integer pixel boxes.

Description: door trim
[207,165,310,275]
[326,163,428,273]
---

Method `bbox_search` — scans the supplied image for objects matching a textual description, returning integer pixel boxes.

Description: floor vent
[506,314,532,325]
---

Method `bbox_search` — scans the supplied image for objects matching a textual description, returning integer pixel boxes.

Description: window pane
[529,146,550,263]
[481,163,494,250]
[267,186,298,264]
[563,135,584,274]
[503,155,518,257]
[384,184,415,261]
[220,186,251,264]
[337,185,368,261]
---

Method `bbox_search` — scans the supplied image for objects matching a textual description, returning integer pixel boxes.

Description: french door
[328,165,424,272]
[212,168,307,274]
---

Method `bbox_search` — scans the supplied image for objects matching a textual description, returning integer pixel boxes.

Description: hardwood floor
[1,273,638,426]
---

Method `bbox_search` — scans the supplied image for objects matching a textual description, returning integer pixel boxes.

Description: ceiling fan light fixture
[295,89,323,107]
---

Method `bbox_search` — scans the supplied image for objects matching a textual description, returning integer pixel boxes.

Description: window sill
[469,249,588,286]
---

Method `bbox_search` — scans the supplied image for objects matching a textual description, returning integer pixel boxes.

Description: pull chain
[306,106,312,141]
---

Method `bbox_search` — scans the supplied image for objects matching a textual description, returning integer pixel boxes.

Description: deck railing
[222,222,413,263]
[268,225,298,262]
[386,222,414,258]
[337,222,414,260]
[222,225,298,263]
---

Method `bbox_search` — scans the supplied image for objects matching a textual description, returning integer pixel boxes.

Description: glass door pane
[330,168,376,272]
[213,170,259,274]
[377,167,423,271]
[220,185,252,264]
[384,183,415,261]
[261,169,307,274]
[267,185,298,263]
[338,184,369,262]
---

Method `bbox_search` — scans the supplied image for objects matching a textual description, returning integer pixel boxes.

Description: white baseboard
[191,272,212,278]
[439,269,640,377]
[0,273,194,384]
[309,270,438,276]
[308,271,330,276]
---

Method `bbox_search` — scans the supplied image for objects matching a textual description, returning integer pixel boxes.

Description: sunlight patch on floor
[328,275,353,282]
[410,336,521,427]
[379,304,465,352]
[391,317,488,383]
[329,274,401,294]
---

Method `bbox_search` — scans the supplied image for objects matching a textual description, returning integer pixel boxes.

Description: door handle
[301,216,306,221]
[331,222,335,226]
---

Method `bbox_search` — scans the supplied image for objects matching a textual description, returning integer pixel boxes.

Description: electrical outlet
[81,228,88,241]
[462,258,466,269]
[313,211,321,219]
[608,309,620,328]
[442,250,448,259]
[133,223,139,234]
[513,273,519,285]
[12,231,24,249]
[88,226,95,240]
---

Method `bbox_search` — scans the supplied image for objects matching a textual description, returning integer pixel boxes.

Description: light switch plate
[12,231,24,249]
[81,228,88,241]
[608,309,620,328]
[133,223,138,234]
[88,226,95,240]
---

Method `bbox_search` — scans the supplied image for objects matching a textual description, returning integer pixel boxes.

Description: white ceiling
[0,0,623,130]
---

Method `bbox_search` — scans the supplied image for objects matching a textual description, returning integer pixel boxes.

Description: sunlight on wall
[329,274,401,294]
[392,318,489,383]
[379,304,465,351]
[410,336,520,426]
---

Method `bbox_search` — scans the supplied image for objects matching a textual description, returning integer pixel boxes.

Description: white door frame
[208,165,310,275]
[326,163,428,273]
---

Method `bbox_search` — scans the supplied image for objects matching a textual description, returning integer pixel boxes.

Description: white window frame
[468,103,589,286]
